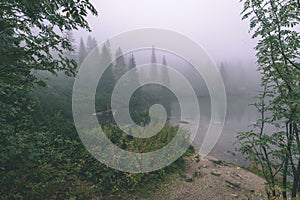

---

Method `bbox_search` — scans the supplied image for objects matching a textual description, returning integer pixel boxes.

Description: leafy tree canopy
[0,0,97,79]
[0,0,97,131]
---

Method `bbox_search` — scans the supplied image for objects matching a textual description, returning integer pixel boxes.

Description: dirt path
[144,155,267,200]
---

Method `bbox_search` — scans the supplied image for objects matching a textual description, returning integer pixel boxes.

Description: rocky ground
[142,155,267,200]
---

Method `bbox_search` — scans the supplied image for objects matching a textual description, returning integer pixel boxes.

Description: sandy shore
[142,155,267,200]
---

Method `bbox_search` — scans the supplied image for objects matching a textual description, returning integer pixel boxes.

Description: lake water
[170,95,259,166]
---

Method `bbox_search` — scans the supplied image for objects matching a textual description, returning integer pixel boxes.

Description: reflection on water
[170,95,258,166]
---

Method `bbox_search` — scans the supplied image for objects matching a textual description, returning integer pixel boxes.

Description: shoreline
[140,154,267,200]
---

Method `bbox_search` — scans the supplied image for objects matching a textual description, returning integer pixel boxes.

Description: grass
[210,159,232,167]
[211,171,222,177]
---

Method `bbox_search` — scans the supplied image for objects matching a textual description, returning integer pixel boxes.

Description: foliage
[0,0,97,130]
[114,47,127,80]
[1,26,193,200]
[1,114,193,199]
[85,123,193,193]
[0,3,194,198]
[150,46,159,79]
[86,35,98,54]
[160,56,172,117]
[95,42,116,112]
[237,0,300,199]
[78,37,88,65]
[0,0,96,199]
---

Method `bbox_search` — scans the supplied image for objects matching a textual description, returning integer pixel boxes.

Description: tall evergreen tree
[114,47,127,80]
[161,56,171,87]
[150,46,159,81]
[151,46,157,63]
[219,62,228,93]
[127,54,144,122]
[101,41,113,71]
[160,56,172,118]
[128,54,136,69]
[92,37,98,53]
[101,41,114,91]
[86,35,98,54]
[65,31,76,60]
[128,54,140,85]
[78,37,87,65]
[96,41,115,113]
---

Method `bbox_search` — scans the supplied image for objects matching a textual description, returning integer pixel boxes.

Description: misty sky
[75,0,257,63]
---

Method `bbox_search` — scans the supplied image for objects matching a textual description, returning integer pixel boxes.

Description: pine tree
[150,46,159,81]
[114,47,127,80]
[128,54,143,121]
[96,41,115,113]
[86,35,98,54]
[219,62,228,94]
[128,54,136,69]
[161,56,170,87]
[92,37,97,45]
[65,31,76,60]
[128,54,139,85]
[160,56,172,118]
[78,37,87,65]
[151,46,157,63]
[100,41,115,94]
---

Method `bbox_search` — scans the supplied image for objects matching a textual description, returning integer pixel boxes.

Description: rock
[231,193,239,198]
[236,173,243,179]
[193,155,201,163]
[184,176,193,182]
[193,171,202,178]
[225,180,240,188]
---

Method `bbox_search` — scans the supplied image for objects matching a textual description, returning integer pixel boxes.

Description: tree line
[71,35,174,124]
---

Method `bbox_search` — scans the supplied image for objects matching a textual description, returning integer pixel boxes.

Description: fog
[74,0,258,63]
[68,0,263,164]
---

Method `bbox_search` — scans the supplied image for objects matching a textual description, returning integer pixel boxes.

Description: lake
[170,95,259,166]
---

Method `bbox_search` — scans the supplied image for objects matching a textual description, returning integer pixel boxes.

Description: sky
[74,0,257,63]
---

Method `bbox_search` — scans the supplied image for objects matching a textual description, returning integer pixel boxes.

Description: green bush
[0,116,193,199]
